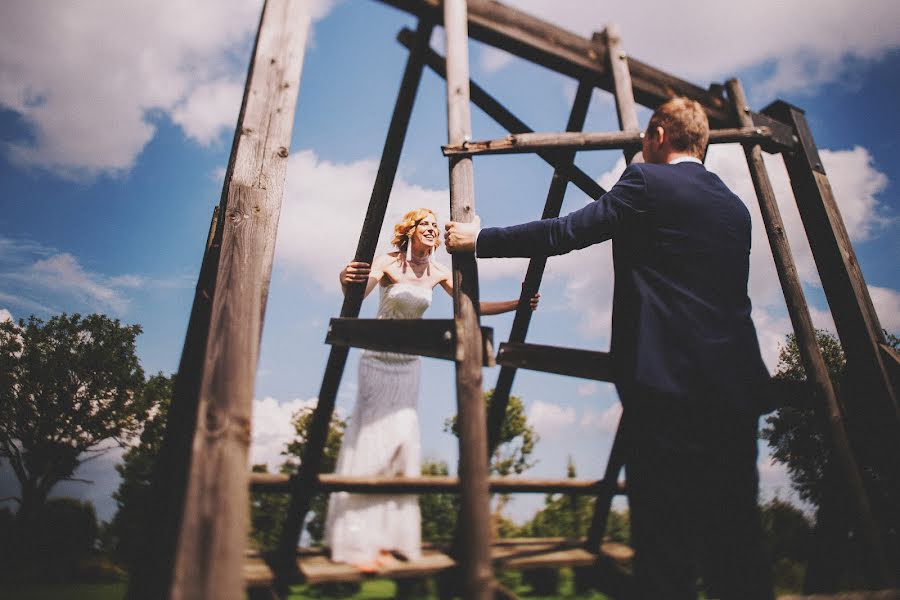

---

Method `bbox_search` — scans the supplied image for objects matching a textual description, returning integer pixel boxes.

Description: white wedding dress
[325,282,431,564]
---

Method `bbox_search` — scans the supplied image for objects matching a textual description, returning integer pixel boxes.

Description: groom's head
[642,97,710,163]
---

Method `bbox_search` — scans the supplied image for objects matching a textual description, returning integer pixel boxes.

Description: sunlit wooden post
[126,2,309,599]
[443,1,494,598]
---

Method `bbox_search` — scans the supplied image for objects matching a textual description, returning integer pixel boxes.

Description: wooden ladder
[125,1,898,599]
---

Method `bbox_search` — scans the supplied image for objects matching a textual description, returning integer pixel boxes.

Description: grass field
[0,571,613,599]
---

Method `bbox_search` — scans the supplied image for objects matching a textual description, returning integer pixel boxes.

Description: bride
[326,207,538,572]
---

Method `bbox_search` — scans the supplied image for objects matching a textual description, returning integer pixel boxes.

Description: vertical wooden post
[276,19,434,563]
[600,25,643,164]
[487,80,594,457]
[585,23,642,551]
[444,1,493,598]
[728,79,894,588]
[127,3,309,600]
[762,101,898,425]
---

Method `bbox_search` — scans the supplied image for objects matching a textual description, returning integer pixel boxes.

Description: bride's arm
[340,254,391,298]
[436,263,539,315]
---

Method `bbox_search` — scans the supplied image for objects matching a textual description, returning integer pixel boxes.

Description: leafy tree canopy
[0,313,146,519]
[108,373,173,567]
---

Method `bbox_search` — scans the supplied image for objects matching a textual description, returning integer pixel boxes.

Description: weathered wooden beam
[728,79,893,588]
[749,110,799,154]
[325,318,495,366]
[275,19,435,563]
[764,101,898,424]
[245,539,634,587]
[763,100,899,588]
[600,25,643,163]
[396,27,604,200]
[486,80,594,459]
[497,342,614,382]
[127,4,309,600]
[442,126,785,157]
[444,2,493,598]
[585,25,640,552]
[250,473,626,495]
[377,0,736,126]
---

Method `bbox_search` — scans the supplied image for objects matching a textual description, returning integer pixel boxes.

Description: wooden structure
[126,1,900,599]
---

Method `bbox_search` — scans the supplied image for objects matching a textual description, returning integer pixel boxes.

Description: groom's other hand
[444,215,481,253]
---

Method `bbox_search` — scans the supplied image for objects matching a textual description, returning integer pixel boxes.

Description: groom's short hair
[647,97,709,158]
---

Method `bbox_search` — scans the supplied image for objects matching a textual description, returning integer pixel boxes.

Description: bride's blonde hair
[391,208,441,252]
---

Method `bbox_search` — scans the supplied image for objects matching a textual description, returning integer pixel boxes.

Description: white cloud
[276,149,451,291]
[0,309,11,323]
[250,396,318,472]
[479,1,900,97]
[170,78,245,146]
[480,47,514,73]
[870,285,900,333]
[527,399,576,438]
[3,253,131,314]
[0,238,164,316]
[579,402,621,434]
[0,0,337,178]
[576,382,598,397]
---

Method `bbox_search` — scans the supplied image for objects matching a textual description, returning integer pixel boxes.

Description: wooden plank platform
[441,126,789,157]
[249,473,626,495]
[244,538,634,586]
[326,318,495,367]
[496,342,614,382]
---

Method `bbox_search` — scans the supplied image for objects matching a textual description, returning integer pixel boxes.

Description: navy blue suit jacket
[478,162,770,414]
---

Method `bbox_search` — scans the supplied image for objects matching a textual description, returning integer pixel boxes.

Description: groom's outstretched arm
[449,164,649,259]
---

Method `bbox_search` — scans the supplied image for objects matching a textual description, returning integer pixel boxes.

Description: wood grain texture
[127,3,308,600]
[325,318,494,366]
[728,79,894,588]
[243,539,635,586]
[377,0,735,126]
[444,1,493,598]
[249,473,626,495]
[442,126,784,156]
[496,343,614,382]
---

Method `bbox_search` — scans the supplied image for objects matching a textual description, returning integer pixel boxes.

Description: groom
[446,97,774,599]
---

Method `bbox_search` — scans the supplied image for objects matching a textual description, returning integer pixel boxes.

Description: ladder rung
[250,473,626,495]
[442,126,784,157]
[244,539,634,586]
[326,318,495,367]
[496,342,613,382]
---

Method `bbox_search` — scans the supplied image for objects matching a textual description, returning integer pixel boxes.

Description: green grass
[0,582,127,600]
[1,572,613,600]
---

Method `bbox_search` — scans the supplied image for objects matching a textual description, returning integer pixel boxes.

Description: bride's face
[410,213,439,251]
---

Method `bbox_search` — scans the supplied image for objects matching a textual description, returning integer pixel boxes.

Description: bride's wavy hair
[391,208,441,251]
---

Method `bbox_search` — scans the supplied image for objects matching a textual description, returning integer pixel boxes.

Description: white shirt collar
[668,156,702,165]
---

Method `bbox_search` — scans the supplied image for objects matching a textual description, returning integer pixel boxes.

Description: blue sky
[1,0,898,524]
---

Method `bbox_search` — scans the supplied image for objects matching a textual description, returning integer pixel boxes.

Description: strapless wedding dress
[325,282,432,564]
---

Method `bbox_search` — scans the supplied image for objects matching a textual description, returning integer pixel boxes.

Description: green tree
[761,329,900,587]
[761,330,899,509]
[108,373,173,567]
[419,459,457,543]
[0,313,146,522]
[444,390,538,532]
[519,458,603,540]
[760,496,813,592]
[277,406,346,545]
[249,463,291,552]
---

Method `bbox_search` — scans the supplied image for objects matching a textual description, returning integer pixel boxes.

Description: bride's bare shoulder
[373,252,401,267]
